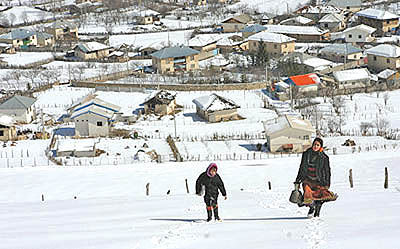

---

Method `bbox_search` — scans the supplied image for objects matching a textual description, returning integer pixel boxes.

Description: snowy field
[0,151,399,249]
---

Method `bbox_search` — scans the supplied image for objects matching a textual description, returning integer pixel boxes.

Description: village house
[318,13,346,32]
[319,43,363,63]
[0,95,36,124]
[377,69,400,85]
[327,0,362,12]
[284,73,321,93]
[248,31,295,57]
[264,25,329,41]
[333,68,371,89]
[35,32,54,47]
[0,115,17,141]
[263,114,315,153]
[192,93,240,123]
[70,98,121,137]
[356,8,399,35]
[296,5,342,22]
[138,42,164,58]
[135,9,160,25]
[241,24,268,38]
[0,43,16,54]
[44,20,79,40]
[336,24,376,43]
[216,35,248,53]
[220,14,253,33]
[188,34,221,60]
[366,44,400,72]
[142,90,177,116]
[0,29,37,47]
[151,46,200,74]
[74,42,111,60]
[280,16,314,26]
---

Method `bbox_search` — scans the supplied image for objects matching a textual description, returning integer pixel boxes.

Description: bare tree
[360,122,373,136]
[375,116,389,137]
[383,92,389,106]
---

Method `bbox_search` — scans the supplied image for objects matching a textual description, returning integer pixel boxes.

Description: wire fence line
[1,142,400,168]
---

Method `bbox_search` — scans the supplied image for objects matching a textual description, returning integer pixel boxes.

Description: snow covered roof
[333,68,370,82]
[138,41,165,51]
[75,42,110,53]
[221,14,253,24]
[108,51,124,57]
[264,25,328,35]
[320,43,362,55]
[192,93,239,112]
[280,16,313,25]
[151,46,199,59]
[0,29,34,40]
[0,6,52,25]
[366,44,400,58]
[0,115,14,126]
[216,36,244,46]
[70,105,115,120]
[342,24,376,34]
[73,98,121,113]
[318,13,344,23]
[56,139,95,153]
[0,95,36,110]
[35,32,53,39]
[377,69,397,79]
[143,90,176,105]
[303,57,336,71]
[188,34,223,47]
[199,54,230,68]
[328,0,362,8]
[264,115,314,135]
[356,8,399,20]
[45,20,77,30]
[241,24,268,33]
[137,9,160,17]
[299,5,341,14]
[248,31,295,43]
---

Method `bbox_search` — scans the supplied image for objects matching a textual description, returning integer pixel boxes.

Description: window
[387,59,390,63]
[324,23,328,28]
[358,35,362,39]
[0,130,3,136]
[97,121,102,126]
[304,135,309,140]
[348,34,352,38]
[190,56,194,60]
[274,44,277,49]
[374,56,377,61]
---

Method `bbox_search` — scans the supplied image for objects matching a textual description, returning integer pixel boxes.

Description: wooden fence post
[41,194,44,202]
[146,183,150,196]
[384,167,388,189]
[268,181,272,190]
[349,169,354,188]
[185,179,189,194]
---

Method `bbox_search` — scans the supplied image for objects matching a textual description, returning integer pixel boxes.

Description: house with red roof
[284,73,320,92]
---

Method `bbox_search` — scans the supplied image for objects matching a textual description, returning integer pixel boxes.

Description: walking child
[196,163,227,221]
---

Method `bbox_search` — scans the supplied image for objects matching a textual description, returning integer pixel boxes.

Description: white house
[70,98,121,137]
[333,68,371,89]
[263,114,315,153]
[366,44,400,72]
[0,95,36,123]
[339,24,376,43]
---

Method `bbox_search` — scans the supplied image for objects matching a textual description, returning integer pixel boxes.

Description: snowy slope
[0,150,399,249]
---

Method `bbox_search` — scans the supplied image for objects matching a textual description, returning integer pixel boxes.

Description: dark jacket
[196,172,226,198]
[295,148,331,187]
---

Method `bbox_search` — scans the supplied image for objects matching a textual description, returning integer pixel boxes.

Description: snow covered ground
[0,150,399,249]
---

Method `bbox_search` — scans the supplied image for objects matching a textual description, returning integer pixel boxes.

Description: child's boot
[213,205,221,221]
[206,207,213,222]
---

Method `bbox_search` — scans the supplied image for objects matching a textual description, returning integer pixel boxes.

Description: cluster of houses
[3,0,400,156]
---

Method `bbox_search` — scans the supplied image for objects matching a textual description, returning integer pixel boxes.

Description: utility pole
[344,43,347,70]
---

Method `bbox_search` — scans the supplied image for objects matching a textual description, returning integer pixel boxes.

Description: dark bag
[289,183,303,205]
